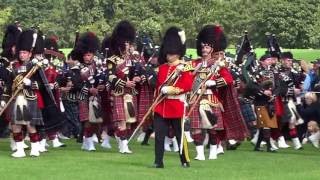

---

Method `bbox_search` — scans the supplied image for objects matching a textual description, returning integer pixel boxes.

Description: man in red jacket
[153,27,193,168]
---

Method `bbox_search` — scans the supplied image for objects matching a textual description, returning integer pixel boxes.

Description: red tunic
[154,62,193,118]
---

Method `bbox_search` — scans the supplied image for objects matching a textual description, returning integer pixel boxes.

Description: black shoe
[152,163,164,168]
[226,143,238,150]
[76,136,83,143]
[181,162,190,168]
[141,142,150,146]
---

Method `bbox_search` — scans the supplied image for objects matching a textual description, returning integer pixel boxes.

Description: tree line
[0,0,320,49]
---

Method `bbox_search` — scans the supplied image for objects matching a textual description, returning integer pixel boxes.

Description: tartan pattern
[280,103,293,123]
[219,85,249,141]
[100,91,113,123]
[63,100,80,131]
[79,100,89,122]
[189,96,224,130]
[137,84,154,123]
[239,100,257,122]
[11,99,44,126]
[111,94,137,123]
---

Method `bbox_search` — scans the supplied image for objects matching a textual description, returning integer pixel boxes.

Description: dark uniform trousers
[153,113,190,165]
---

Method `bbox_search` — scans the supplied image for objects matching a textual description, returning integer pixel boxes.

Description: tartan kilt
[219,85,249,141]
[239,100,256,123]
[79,100,89,122]
[111,94,137,123]
[63,101,80,124]
[280,103,292,123]
[11,99,44,126]
[3,106,12,123]
[40,104,66,132]
[189,96,224,130]
[100,91,113,127]
[137,85,154,123]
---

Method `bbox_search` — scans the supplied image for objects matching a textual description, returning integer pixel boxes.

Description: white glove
[0,100,6,108]
[23,78,32,86]
[49,83,55,90]
[161,86,170,94]
[205,80,216,87]
[296,96,302,105]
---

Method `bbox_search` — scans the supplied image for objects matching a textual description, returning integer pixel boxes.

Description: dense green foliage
[0,0,320,49]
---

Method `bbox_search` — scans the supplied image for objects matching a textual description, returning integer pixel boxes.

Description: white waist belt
[167,94,186,101]
[197,89,213,94]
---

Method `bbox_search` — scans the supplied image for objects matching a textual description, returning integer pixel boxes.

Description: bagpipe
[266,33,281,59]
[186,58,224,129]
[128,63,186,143]
[82,56,108,122]
[235,31,259,85]
[130,33,159,84]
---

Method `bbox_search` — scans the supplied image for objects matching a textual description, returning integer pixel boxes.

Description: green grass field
[61,48,320,63]
[0,139,319,180]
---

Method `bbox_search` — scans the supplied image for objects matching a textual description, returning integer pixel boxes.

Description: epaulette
[182,63,194,72]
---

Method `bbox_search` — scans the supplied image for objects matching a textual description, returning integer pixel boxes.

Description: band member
[278,52,303,150]
[189,25,248,160]
[247,54,279,152]
[38,36,66,149]
[264,35,291,148]
[152,26,193,168]
[132,36,158,146]
[0,23,27,152]
[74,32,104,151]
[106,20,139,154]
[57,50,82,142]
[99,35,114,149]
[9,30,46,157]
[0,57,12,126]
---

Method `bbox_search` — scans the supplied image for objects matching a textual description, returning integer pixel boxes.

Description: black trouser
[255,128,272,151]
[153,113,190,165]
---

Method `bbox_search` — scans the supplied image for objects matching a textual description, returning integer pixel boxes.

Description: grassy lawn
[0,139,319,180]
[61,48,320,62]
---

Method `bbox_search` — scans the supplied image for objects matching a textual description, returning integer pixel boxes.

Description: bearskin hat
[16,29,36,53]
[74,31,100,63]
[44,36,59,51]
[67,49,81,61]
[158,26,186,65]
[32,30,45,55]
[280,52,293,60]
[1,24,21,59]
[110,20,136,56]
[2,24,21,49]
[101,35,111,57]
[44,36,59,59]
[196,25,227,56]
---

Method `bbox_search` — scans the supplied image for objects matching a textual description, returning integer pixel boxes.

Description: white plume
[178,30,186,44]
